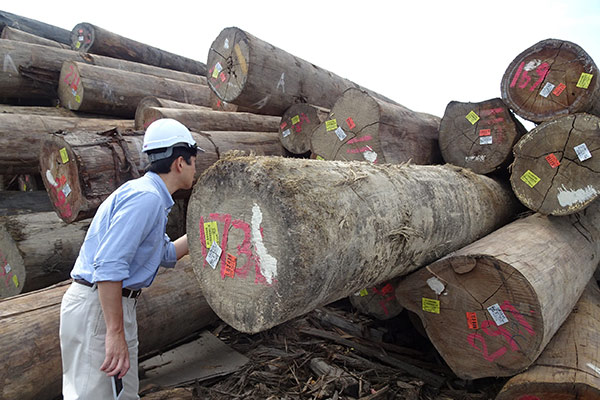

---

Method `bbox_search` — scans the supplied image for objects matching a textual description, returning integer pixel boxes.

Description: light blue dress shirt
[71,172,177,289]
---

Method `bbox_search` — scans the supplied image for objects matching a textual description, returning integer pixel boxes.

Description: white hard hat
[143,118,203,162]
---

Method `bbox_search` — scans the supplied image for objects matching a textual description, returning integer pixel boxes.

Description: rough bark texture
[0,212,89,298]
[395,203,600,380]
[187,156,521,333]
[39,129,285,223]
[0,190,53,216]
[0,113,133,175]
[0,10,71,44]
[439,98,527,174]
[135,96,211,129]
[496,280,600,400]
[1,26,70,49]
[501,39,600,123]
[279,103,329,154]
[510,113,600,215]
[71,22,207,76]
[0,256,218,400]
[206,27,398,115]
[310,89,442,165]
[349,279,404,320]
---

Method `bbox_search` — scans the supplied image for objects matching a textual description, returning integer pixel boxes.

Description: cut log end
[57,61,83,111]
[0,224,25,298]
[70,22,94,53]
[279,104,328,154]
[206,27,248,103]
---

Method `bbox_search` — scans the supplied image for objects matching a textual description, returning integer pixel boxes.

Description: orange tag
[552,83,566,96]
[224,253,236,278]
[545,153,560,168]
[479,129,491,136]
[346,117,356,130]
[466,312,478,329]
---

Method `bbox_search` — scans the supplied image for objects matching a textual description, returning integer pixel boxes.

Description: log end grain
[58,61,83,111]
[206,27,248,104]
[350,280,404,320]
[70,22,94,53]
[279,104,329,154]
[0,223,25,298]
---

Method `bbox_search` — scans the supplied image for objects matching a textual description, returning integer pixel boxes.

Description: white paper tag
[363,150,377,163]
[487,303,509,326]
[4,264,11,273]
[574,143,592,161]
[334,126,347,141]
[480,136,493,145]
[62,183,72,197]
[539,82,555,98]
[206,241,222,269]
[426,277,445,295]
[78,35,84,41]
[282,129,291,138]
[224,38,229,49]
[215,62,223,73]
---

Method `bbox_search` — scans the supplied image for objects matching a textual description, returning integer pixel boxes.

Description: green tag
[422,298,440,314]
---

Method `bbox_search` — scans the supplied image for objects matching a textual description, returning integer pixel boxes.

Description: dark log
[350,279,403,320]
[0,10,70,44]
[1,26,69,49]
[71,22,206,76]
[439,98,527,174]
[279,103,329,154]
[0,256,218,400]
[501,38,600,123]
[395,203,600,379]
[206,27,398,115]
[510,113,600,215]
[310,89,441,165]
[0,190,53,215]
[58,61,211,118]
[187,156,520,333]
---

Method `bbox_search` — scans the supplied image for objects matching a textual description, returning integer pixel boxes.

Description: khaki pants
[60,282,140,400]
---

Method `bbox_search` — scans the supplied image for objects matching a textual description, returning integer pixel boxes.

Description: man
[60,118,202,399]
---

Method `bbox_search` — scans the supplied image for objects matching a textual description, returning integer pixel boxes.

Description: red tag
[479,129,491,136]
[545,153,560,168]
[346,117,356,130]
[220,72,227,82]
[466,312,478,329]
[280,122,287,130]
[224,253,236,278]
[552,83,566,96]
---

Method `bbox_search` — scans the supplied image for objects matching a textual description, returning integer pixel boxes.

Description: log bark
[0,113,133,175]
[135,106,281,132]
[439,98,527,174]
[495,280,600,400]
[310,89,441,165]
[350,279,404,320]
[0,256,218,400]
[187,156,521,333]
[134,96,211,129]
[0,104,80,117]
[0,190,53,216]
[58,61,211,118]
[0,10,71,44]
[279,103,329,154]
[0,212,89,298]
[39,129,285,223]
[1,26,70,49]
[71,22,207,76]
[510,113,600,215]
[500,38,600,123]
[206,27,398,115]
[394,203,600,380]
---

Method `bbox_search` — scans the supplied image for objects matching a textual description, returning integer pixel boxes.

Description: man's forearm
[97,281,125,334]
[174,234,189,260]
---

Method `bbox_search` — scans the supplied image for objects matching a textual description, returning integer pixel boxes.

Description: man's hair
[146,146,197,174]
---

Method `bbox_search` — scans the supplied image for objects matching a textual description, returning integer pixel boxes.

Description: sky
[3,1,600,123]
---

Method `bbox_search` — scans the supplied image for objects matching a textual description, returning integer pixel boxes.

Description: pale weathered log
[206,27,398,115]
[279,103,329,155]
[310,89,441,164]
[39,129,285,223]
[510,113,600,215]
[0,104,80,117]
[58,61,211,117]
[395,203,600,380]
[0,190,53,216]
[0,113,133,175]
[187,156,521,333]
[350,279,404,320]
[0,256,218,400]
[71,22,207,76]
[135,96,210,129]
[501,38,600,123]
[496,280,600,400]
[0,10,71,44]
[439,98,527,174]
[1,26,70,49]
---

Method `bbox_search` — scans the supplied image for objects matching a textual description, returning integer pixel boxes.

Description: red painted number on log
[467,333,507,362]
[510,61,550,92]
[371,283,396,316]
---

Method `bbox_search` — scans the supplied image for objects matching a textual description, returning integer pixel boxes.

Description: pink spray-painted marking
[347,135,373,144]
[346,146,373,154]
[479,108,504,116]
[467,332,508,362]
[372,283,395,316]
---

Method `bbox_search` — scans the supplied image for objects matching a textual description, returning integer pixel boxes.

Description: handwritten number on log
[510,61,550,92]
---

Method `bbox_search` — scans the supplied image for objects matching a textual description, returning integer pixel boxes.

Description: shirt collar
[145,171,175,210]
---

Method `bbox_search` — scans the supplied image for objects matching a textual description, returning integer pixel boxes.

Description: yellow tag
[75,95,81,103]
[59,147,69,163]
[291,115,300,125]
[325,119,338,131]
[316,155,325,160]
[359,289,368,297]
[521,170,541,188]
[234,43,248,75]
[12,275,19,288]
[465,111,480,125]
[422,298,440,314]
[75,41,81,49]
[212,68,219,79]
[204,221,219,248]
[576,73,593,89]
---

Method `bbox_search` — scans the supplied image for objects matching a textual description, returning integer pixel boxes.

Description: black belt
[74,278,142,299]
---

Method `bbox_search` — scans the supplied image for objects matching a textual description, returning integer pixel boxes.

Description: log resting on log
[500,38,600,123]
[1,26,70,49]
[0,10,71,44]
[71,22,207,76]
[206,27,398,115]
[0,212,89,298]
[496,280,600,400]
[134,96,211,129]
[279,103,329,155]
[0,256,218,400]
[395,203,600,380]
[350,279,404,320]
[58,61,211,118]
[0,113,133,175]
[39,129,285,223]
[510,113,600,216]
[187,156,521,333]
[438,98,526,174]
[310,88,441,165]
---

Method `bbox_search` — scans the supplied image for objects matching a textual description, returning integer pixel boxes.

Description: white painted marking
[276,72,285,93]
[251,95,270,109]
[465,155,486,162]
[427,277,445,295]
[524,59,541,71]
[45,170,58,187]
[587,363,600,375]
[557,184,598,207]
[3,54,18,74]
[251,203,277,284]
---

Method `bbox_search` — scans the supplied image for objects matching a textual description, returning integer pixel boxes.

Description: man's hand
[97,281,130,379]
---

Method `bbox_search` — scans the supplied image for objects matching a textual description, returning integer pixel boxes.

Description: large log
[39,129,285,223]
[279,103,329,155]
[187,156,521,333]
[510,113,600,215]
[394,203,600,380]
[0,256,218,400]
[500,38,600,123]
[0,10,71,44]
[206,27,398,115]
[438,98,527,174]
[71,22,207,76]
[58,61,211,117]
[0,113,133,175]
[0,212,89,298]
[1,26,69,49]
[310,89,441,165]
[134,96,210,129]
[0,104,79,117]
[496,280,600,400]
